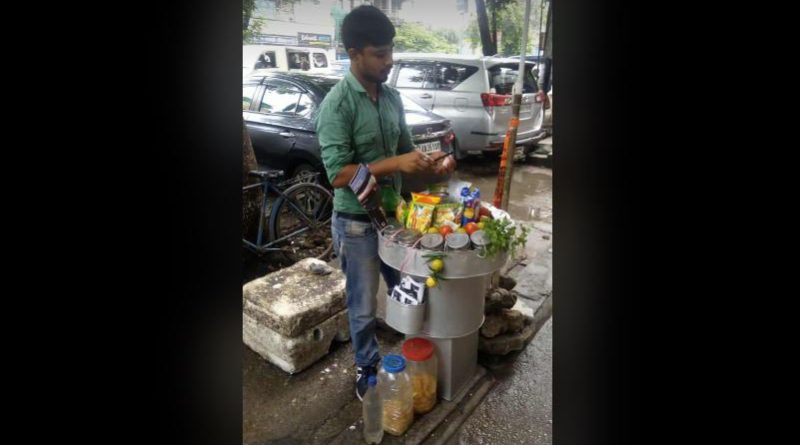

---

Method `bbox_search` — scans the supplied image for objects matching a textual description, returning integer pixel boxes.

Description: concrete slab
[243,258,346,338]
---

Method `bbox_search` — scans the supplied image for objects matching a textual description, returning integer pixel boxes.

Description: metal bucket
[385,294,426,335]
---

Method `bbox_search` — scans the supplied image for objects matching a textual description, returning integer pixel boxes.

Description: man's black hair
[341,5,395,51]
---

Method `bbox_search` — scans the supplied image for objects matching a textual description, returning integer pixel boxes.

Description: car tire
[292,163,323,185]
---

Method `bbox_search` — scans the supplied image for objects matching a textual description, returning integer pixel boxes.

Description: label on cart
[391,275,426,305]
[391,286,418,305]
[400,276,425,304]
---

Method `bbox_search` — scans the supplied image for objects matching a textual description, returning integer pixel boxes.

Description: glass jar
[401,337,438,414]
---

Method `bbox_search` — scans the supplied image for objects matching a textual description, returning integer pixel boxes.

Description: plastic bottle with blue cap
[377,354,414,435]
[362,375,384,444]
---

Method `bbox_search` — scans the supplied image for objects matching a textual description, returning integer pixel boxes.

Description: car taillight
[480,93,511,107]
[445,130,455,144]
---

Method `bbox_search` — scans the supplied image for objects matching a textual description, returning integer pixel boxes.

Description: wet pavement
[446,320,552,445]
[242,325,405,445]
[443,155,553,444]
[450,155,552,225]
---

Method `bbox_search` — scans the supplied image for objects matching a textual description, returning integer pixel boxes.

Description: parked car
[544,84,553,128]
[509,55,544,81]
[242,72,456,193]
[389,53,549,158]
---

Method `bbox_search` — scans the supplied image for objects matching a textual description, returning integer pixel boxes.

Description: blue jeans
[332,212,400,368]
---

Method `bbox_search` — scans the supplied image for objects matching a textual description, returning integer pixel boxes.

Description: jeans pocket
[331,225,342,258]
[344,219,373,238]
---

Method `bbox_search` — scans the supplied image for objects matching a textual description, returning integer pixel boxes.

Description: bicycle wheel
[268,182,333,263]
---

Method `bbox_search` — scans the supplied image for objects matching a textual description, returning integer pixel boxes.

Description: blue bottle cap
[382,354,407,373]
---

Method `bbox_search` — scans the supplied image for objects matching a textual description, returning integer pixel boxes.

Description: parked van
[390,53,549,159]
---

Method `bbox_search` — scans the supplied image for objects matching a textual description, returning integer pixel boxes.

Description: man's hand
[432,152,456,175]
[396,150,434,174]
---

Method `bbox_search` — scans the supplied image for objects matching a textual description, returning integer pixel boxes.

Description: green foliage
[482,217,529,258]
[394,22,458,53]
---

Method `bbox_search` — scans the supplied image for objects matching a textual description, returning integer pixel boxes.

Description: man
[254,53,271,69]
[315,5,456,401]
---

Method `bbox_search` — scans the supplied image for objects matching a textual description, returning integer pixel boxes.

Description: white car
[390,53,549,159]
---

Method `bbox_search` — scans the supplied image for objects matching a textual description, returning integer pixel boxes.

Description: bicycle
[243,169,334,262]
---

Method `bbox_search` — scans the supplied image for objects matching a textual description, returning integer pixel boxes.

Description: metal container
[382,224,401,233]
[420,233,444,251]
[378,232,507,280]
[408,330,479,401]
[420,274,487,337]
[386,294,426,335]
[381,224,403,240]
[395,229,422,247]
[445,233,470,251]
[470,230,489,255]
[377,229,507,401]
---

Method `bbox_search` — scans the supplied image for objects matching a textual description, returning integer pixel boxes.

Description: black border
[121,0,644,443]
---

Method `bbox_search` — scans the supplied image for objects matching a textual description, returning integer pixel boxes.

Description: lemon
[426,276,437,288]
[429,259,444,272]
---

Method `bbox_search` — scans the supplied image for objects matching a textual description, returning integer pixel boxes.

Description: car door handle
[279,131,295,138]
[419,93,433,99]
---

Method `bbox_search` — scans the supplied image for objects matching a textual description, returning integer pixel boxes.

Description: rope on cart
[399,238,424,275]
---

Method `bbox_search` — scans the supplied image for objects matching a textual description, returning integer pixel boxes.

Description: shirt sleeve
[316,96,354,184]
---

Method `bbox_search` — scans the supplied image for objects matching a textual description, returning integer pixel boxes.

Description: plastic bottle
[378,354,414,436]
[363,375,384,444]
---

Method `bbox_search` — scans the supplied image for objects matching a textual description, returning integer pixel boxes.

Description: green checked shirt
[316,71,414,214]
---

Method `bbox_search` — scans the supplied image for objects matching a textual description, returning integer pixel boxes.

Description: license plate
[416,140,441,154]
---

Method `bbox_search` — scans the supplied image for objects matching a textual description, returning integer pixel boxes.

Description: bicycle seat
[248,169,284,180]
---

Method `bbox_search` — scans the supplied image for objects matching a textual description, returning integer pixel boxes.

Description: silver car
[389,53,549,159]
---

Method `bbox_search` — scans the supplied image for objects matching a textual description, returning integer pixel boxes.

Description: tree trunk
[542,1,553,92]
[491,4,497,54]
[475,0,496,56]
[243,0,254,30]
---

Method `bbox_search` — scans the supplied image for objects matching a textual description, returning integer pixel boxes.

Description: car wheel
[292,163,322,185]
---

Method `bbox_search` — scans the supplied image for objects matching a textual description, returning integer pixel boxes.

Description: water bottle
[363,375,384,444]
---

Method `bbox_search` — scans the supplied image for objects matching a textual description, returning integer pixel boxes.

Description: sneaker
[355,365,377,401]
